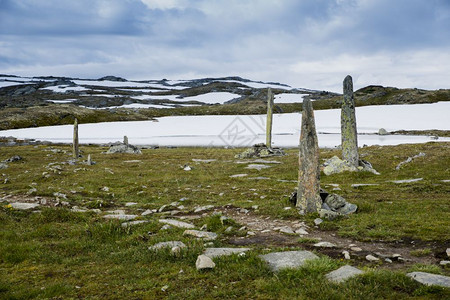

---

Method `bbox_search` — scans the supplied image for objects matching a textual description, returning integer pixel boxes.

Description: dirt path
[220,206,448,271]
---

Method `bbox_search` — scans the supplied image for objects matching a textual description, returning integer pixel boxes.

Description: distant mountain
[0,74,448,130]
[0,75,327,109]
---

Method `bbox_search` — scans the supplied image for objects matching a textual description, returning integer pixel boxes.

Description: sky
[0,0,449,92]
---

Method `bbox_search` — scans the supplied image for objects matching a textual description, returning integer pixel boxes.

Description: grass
[0,142,449,298]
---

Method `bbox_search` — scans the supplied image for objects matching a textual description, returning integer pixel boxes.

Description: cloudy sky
[1,0,449,92]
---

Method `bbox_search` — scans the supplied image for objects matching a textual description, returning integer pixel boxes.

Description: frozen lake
[1,102,449,148]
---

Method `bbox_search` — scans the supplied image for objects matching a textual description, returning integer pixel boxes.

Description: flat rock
[125,202,137,207]
[259,250,319,272]
[184,230,217,241]
[230,174,248,178]
[149,241,187,251]
[314,218,323,225]
[351,184,379,188]
[366,255,380,262]
[103,214,137,221]
[203,247,251,258]
[295,228,309,235]
[192,159,217,163]
[407,272,450,288]
[245,164,271,170]
[194,205,214,213]
[159,219,195,229]
[447,248,450,258]
[196,255,215,270]
[314,242,337,248]
[248,177,270,180]
[121,220,148,227]
[10,202,39,210]
[326,265,363,283]
[278,226,295,234]
[391,178,423,184]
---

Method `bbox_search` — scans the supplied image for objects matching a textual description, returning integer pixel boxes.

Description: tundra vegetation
[0,142,449,299]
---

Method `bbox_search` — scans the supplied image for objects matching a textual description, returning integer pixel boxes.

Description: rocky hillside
[0,74,449,130]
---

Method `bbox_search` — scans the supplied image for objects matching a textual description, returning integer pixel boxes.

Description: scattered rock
[194,205,214,213]
[0,163,8,169]
[391,178,423,184]
[125,202,137,207]
[3,155,22,163]
[235,143,285,159]
[160,224,171,230]
[203,248,251,258]
[440,260,450,266]
[106,144,142,154]
[159,219,195,229]
[183,230,217,241]
[351,247,363,252]
[121,220,148,227]
[183,165,192,171]
[323,156,379,175]
[230,174,248,178]
[149,241,187,251]
[314,242,337,248]
[295,228,309,235]
[326,265,363,283]
[407,272,450,288]
[259,251,319,272]
[314,218,323,226]
[342,251,351,260]
[9,202,39,210]
[395,152,425,170]
[196,255,216,270]
[192,159,217,163]
[447,248,450,258]
[141,209,154,216]
[365,255,380,262]
[351,183,379,188]
[245,164,271,171]
[103,214,137,221]
[278,226,295,234]
[378,128,389,135]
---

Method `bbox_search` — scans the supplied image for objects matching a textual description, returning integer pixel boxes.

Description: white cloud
[140,0,189,10]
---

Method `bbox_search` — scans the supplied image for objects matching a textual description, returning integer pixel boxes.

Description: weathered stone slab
[159,219,195,229]
[297,98,321,213]
[407,272,450,288]
[326,265,363,283]
[266,87,274,148]
[148,241,187,251]
[259,250,319,272]
[10,202,39,210]
[203,247,251,258]
[183,230,217,241]
[230,174,248,178]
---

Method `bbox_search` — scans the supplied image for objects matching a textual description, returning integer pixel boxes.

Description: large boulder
[322,156,379,175]
[106,144,142,154]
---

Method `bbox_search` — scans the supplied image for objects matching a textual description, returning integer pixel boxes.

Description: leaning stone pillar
[73,118,79,159]
[266,88,274,148]
[297,99,322,214]
[341,75,359,167]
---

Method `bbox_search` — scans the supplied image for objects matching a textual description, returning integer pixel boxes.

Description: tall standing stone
[266,88,274,148]
[341,75,359,167]
[297,99,322,213]
[73,118,79,159]
[123,135,129,145]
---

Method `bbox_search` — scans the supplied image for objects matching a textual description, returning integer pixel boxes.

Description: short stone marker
[149,241,187,251]
[159,219,195,229]
[183,230,217,241]
[407,272,450,288]
[259,250,319,272]
[203,248,251,258]
[196,255,216,270]
[326,265,363,283]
